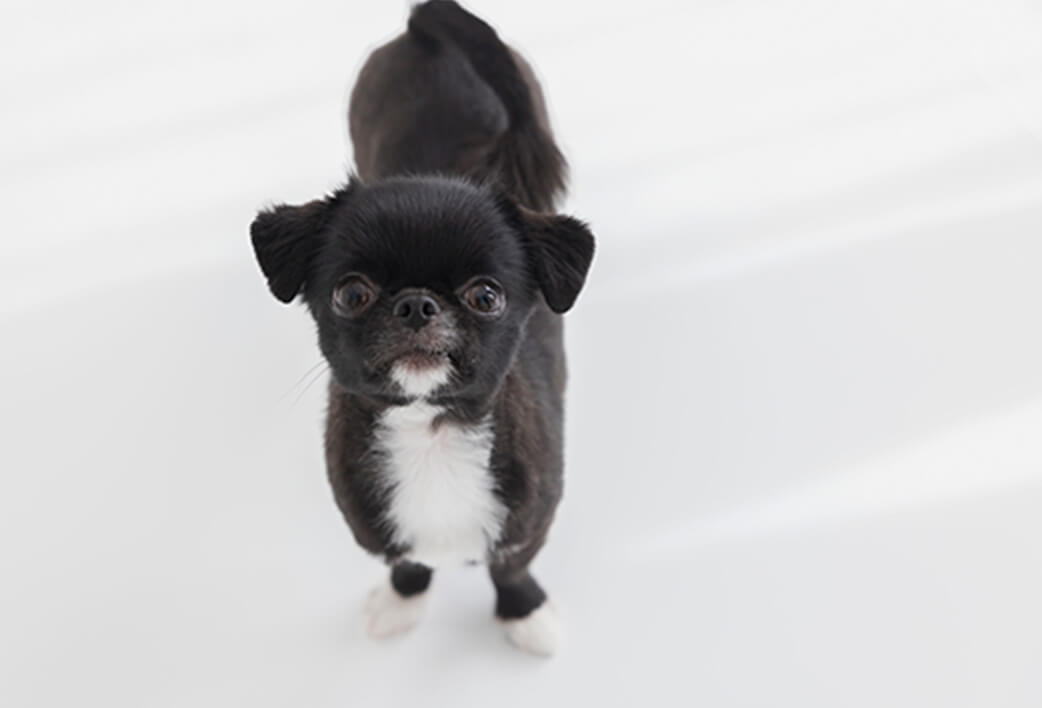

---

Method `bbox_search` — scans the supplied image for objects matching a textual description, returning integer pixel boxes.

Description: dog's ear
[250,200,329,303]
[250,183,354,303]
[514,204,595,313]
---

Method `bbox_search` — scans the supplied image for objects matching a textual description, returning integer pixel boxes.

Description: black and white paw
[501,602,562,656]
[364,582,427,639]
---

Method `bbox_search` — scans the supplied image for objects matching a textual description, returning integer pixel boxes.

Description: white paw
[501,602,563,657]
[364,583,427,639]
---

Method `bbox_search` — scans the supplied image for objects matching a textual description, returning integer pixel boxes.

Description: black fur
[250,196,344,303]
[391,562,433,598]
[350,0,566,211]
[490,566,547,619]
[405,0,568,211]
[250,0,594,625]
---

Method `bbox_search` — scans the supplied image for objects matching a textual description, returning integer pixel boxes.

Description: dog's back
[349,0,566,211]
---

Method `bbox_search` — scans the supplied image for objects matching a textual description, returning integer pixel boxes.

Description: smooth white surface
[2,1,1042,706]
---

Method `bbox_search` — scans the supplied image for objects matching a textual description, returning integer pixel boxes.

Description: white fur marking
[375,402,506,568]
[390,361,451,398]
[502,602,563,657]
[364,581,427,638]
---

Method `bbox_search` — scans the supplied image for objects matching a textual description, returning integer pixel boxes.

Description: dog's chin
[389,351,454,399]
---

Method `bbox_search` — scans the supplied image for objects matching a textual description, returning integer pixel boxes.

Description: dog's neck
[331,374,510,428]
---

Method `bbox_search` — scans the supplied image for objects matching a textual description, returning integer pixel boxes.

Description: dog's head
[250,176,594,405]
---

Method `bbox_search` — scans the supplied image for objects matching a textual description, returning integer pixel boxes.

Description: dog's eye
[462,279,505,316]
[332,276,376,317]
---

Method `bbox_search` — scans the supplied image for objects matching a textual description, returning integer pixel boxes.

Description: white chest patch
[374,402,506,568]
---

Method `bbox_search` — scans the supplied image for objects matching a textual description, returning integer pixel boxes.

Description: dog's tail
[408,0,567,211]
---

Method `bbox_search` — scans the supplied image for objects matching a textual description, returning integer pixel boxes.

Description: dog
[249,0,594,656]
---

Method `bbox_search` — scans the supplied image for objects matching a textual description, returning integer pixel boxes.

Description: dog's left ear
[250,183,354,303]
[517,207,596,313]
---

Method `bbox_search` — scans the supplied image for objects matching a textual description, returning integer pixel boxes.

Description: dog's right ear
[249,183,354,303]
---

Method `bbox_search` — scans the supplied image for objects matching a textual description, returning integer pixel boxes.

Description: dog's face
[250,176,594,405]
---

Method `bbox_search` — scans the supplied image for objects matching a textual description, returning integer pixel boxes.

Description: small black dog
[250,0,594,655]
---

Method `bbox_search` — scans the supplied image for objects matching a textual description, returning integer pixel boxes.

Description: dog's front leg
[489,560,562,656]
[364,561,433,638]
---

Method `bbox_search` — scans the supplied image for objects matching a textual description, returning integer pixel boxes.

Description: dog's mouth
[396,347,451,370]
[369,336,458,371]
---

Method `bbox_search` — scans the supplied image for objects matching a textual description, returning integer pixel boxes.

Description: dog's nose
[393,293,441,331]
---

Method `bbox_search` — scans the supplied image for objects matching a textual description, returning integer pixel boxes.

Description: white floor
[3,1,1042,705]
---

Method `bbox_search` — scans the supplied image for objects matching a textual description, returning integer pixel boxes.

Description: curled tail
[408,0,567,211]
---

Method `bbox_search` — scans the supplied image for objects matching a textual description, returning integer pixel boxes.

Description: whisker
[293,362,331,406]
[278,359,328,402]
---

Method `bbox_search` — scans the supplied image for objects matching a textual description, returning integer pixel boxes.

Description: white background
[3,1,1042,705]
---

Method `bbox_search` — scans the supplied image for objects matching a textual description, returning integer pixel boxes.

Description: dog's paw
[501,602,562,657]
[364,583,427,639]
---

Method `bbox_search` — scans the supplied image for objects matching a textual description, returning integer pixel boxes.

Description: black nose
[393,293,441,331]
